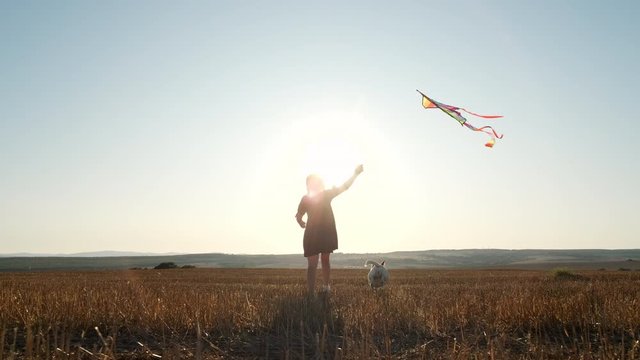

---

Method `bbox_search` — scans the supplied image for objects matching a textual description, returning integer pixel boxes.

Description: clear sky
[1,1,639,255]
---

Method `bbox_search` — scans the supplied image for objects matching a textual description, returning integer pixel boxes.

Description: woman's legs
[306,254,319,294]
[321,253,331,290]
[307,253,331,294]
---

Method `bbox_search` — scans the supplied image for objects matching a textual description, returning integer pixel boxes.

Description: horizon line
[1,248,639,258]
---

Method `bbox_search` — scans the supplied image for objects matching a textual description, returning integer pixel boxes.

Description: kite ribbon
[458,108,503,119]
[463,123,503,148]
[463,123,504,139]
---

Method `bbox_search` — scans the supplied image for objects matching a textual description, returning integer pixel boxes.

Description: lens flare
[302,134,363,187]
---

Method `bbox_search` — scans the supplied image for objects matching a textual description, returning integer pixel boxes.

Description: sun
[258,106,386,193]
[302,134,362,188]
[283,109,368,188]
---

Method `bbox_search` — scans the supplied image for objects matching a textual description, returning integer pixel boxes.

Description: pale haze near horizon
[1,1,639,255]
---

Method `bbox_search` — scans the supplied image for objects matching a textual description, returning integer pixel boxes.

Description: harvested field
[1,268,639,359]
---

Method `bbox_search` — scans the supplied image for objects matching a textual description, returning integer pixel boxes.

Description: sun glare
[302,134,362,188]
[257,105,397,199]
[292,110,368,188]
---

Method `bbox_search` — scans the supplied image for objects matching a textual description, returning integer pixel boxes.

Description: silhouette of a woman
[295,164,363,295]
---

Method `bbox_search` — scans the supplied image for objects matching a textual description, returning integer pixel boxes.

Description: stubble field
[1,268,639,359]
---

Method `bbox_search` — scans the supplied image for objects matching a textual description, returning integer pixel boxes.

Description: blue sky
[1,1,639,254]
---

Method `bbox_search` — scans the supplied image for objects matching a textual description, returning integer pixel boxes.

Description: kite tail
[463,123,504,139]
[459,108,503,119]
[463,123,503,147]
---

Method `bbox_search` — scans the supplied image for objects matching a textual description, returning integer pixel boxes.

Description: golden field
[1,268,639,359]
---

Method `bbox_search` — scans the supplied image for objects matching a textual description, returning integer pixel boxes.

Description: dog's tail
[365,260,385,267]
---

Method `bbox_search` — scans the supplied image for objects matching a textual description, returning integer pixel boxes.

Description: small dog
[365,260,389,289]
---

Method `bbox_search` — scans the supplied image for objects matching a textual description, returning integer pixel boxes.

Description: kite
[417,90,504,148]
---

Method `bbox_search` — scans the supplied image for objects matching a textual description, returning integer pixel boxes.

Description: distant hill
[1,249,639,272]
[66,250,183,257]
[0,250,182,258]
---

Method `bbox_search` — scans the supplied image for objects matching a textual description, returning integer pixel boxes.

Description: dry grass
[1,268,639,359]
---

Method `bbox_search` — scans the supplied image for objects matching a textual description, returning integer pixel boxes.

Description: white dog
[365,260,389,289]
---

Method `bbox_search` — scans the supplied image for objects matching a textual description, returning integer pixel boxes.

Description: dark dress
[296,188,340,257]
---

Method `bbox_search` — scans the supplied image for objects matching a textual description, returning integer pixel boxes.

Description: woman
[295,164,364,295]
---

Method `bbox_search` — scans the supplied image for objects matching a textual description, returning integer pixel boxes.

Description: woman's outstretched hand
[355,164,364,175]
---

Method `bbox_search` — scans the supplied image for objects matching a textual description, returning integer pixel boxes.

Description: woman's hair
[306,174,324,194]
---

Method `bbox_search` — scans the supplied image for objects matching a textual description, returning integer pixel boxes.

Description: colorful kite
[417,90,504,148]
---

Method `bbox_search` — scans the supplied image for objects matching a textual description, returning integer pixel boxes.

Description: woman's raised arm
[336,164,364,195]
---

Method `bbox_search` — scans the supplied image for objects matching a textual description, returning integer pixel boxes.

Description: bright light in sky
[302,134,362,188]
[290,111,367,187]
[1,1,639,255]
